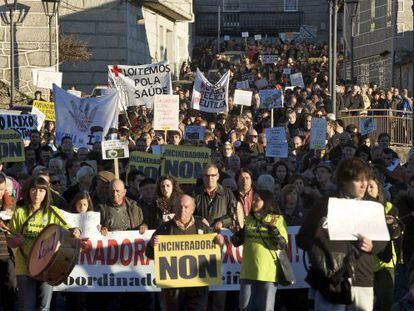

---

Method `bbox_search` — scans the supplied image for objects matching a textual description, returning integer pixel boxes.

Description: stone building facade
[194,0,329,42]
[341,0,413,93]
[0,0,58,95]
[59,0,193,93]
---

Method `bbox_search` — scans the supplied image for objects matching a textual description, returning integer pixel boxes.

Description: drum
[28,224,81,286]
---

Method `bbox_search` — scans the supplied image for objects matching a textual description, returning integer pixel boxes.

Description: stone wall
[0,0,58,96]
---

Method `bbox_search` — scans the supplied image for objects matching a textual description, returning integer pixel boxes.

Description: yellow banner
[127,151,162,180]
[0,130,25,162]
[33,100,55,121]
[161,145,211,184]
[155,234,221,288]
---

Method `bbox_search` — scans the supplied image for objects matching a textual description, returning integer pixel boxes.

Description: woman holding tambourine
[7,176,80,311]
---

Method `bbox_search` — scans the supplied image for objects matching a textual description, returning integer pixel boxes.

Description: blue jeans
[239,279,277,311]
[17,275,53,311]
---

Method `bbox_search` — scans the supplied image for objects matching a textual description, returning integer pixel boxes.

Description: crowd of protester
[1,37,414,311]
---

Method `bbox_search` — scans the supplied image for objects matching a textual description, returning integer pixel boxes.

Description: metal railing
[339,109,413,146]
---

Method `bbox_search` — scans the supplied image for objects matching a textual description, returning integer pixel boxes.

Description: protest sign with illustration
[259,89,283,109]
[101,140,130,160]
[161,145,211,184]
[184,126,205,141]
[108,61,172,108]
[0,129,25,162]
[192,69,230,114]
[53,84,119,149]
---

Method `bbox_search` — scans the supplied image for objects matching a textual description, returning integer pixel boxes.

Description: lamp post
[4,0,17,109]
[41,0,60,67]
[328,0,338,115]
[411,0,414,145]
[346,0,359,84]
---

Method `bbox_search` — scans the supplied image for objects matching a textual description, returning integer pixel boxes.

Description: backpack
[305,238,358,305]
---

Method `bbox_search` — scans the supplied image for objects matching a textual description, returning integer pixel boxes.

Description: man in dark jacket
[146,194,224,311]
[297,157,386,310]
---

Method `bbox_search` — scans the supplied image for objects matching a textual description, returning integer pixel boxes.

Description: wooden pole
[240,105,244,116]
[271,108,274,128]
[114,158,119,179]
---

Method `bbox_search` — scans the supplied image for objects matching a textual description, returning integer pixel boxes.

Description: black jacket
[297,196,387,287]
[193,184,236,228]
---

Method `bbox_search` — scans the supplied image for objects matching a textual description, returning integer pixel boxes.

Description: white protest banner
[310,118,327,150]
[259,55,278,64]
[59,210,101,239]
[184,125,205,141]
[101,140,130,160]
[234,90,252,106]
[359,117,376,136]
[67,89,82,97]
[259,89,284,109]
[283,68,292,75]
[153,95,179,131]
[224,35,230,41]
[327,198,390,241]
[254,34,262,41]
[53,84,119,149]
[31,106,46,131]
[55,227,308,292]
[108,61,172,108]
[241,32,249,38]
[236,80,250,90]
[265,127,288,158]
[290,72,305,88]
[255,78,269,90]
[37,70,63,89]
[0,114,37,140]
[192,69,230,113]
[31,66,55,87]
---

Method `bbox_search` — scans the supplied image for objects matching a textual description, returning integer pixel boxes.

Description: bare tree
[59,34,91,63]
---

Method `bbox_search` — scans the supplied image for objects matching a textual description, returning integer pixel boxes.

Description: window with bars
[223,0,240,12]
[284,0,298,12]
[370,0,375,31]
[386,0,392,26]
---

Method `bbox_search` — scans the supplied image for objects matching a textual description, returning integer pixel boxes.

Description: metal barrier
[339,109,413,146]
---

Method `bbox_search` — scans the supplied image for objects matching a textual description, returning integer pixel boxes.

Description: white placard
[259,55,278,64]
[184,125,205,141]
[36,71,63,89]
[59,210,101,239]
[290,72,305,88]
[153,95,179,131]
[101,140,130,160]
[234,90,252,106]
[359,118,377,136]
[241,32,249,38]
[236,80,250,90]
[31,67,55,87]
[224,35,230,41]
[254,34,262,41]
[265,127,288,158]
[310,118,327,150]
[31,106,46,131]
[67,89,82,97]
[0,211,12,221]
[327,198,390,241]
[283,68,292,75]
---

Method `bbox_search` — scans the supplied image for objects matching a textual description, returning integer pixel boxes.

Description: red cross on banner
[110,65,122,77]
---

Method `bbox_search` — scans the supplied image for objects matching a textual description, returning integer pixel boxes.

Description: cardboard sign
[327,198,390,241]
[33,100,55,121]
[224,35,230,41]
[101,140,129,160]
[254,34,262,41]
[59,210,101,239]
[153,95,179,131]
[0,129,25,162]
[259,89,283,109]
[32,67,55,87]
[236,80,250,90]
[161,145,211,184]
[359,117,376,136]
[36,70,63,89]
[155,234,221,288]
[310,118,327,150]
[254,78,269,90]
[31,106,46,131]
[283,68,292,75]
[241,32,249,38]
[184,126,205,141]
[259,55,278,64]
[290,72,305,88]
[265,127,288,158]
[128,151,162,180]
[234,90,252,106]
[0,114,37,140]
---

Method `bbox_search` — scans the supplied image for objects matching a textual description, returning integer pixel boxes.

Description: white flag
[53,84,119,149]
[191,69,230,113]
[108,61,172,108]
